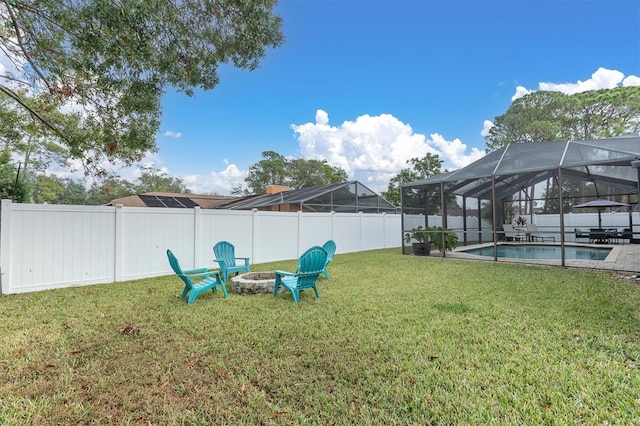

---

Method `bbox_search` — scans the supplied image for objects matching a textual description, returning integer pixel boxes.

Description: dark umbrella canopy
[573,199,629,229]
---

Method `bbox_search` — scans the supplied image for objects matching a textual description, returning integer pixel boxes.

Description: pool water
[462,244,611,260]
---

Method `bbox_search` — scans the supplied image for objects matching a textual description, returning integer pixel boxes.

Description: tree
[0,1,284,176]
[485,86,640,151]
[286,158,348,190]
[32,175,89,204]
[244,151,348,194]
[382,153,443,206]
[245,151,288,194]
[0,149,31,202]
[134,166,190,194]
[86,175,136,205]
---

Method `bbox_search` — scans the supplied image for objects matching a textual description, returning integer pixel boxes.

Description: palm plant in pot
[405,225,459,256]
[427,226,459,253]
[404,225,432,256]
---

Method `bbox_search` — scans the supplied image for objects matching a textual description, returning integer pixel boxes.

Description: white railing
[0,200,401,294]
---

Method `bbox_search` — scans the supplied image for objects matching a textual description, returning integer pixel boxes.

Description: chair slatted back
[167,250,191,289]
[322,240,336,263]
[213,241,237,267]
[296,247,327,290]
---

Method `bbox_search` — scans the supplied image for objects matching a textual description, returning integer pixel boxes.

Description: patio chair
[574,228,590,242]
[321,240,337,279]
[502,224,521,242]
[213,241,250,283]
[273,246,327,304]
[527,224,555,242]
[166,249,227,304]
[589,228,609,244]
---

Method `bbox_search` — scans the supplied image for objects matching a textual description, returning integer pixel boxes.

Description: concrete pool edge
[433,242,638,273]
[454,242,615,262]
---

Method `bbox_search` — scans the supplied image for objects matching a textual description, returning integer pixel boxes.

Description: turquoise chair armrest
[237,257,250,266]
[275,270,295,277]
[183,267,208,274]
[183,270,221,279]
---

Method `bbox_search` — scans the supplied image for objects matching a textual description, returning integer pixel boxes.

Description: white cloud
[291,110,485,192]
[512,85,533,101]
[481,120,494,138]
[623,75,640,86]
[164,130,183,138]
[180,164,246,194]
[512,67,640,100]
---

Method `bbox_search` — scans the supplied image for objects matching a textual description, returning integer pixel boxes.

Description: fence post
[1,199,12,294]
[297,210,302,256]
[252,209,258,263]
[114,204,123,282]
[193,206,201,268]
[383,212,387,248]
[359,211,364,251]
[331,211,335,241]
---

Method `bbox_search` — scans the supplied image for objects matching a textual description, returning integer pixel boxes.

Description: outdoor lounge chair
[166,249,227,304]
[527,224,555,242]
[502,224,521,242]
[321,240,336,279]
[213,241,250,283]
[273,246,327,304]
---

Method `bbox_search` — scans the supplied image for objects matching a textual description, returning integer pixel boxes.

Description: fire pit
[230,272,277,295]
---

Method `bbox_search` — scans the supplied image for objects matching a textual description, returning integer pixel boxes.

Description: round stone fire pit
[230,272,277,295]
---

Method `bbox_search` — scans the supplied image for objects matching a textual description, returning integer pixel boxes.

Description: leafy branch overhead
[0,0,284,176]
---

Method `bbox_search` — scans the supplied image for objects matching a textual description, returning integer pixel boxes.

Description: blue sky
[146,0,640,194]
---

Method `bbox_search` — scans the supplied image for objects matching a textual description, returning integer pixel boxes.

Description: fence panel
[197,209,254,267]
[253,211,300,263]
[299,212,334,253]
[121,207,196,280]
[2,203,115,293]
[0,201,403,294]
[333,213,363,253]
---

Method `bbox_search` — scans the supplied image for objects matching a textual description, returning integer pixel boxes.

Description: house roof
[107,192,238,208]
[217,181,397,213]
[402,135,640,201]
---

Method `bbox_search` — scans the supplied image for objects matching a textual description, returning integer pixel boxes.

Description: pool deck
[439,242,640,274]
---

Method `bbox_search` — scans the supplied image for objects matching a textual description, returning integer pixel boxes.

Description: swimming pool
[461,244,612,260]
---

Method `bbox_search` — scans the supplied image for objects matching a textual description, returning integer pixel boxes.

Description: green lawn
[1,248,640,424]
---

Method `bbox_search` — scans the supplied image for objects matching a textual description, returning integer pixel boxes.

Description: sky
[79,1,640,194]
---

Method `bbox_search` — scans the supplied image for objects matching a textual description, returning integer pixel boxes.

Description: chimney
[266,185,290,194]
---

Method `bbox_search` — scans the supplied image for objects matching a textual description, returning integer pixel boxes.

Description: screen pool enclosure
[401,135,640,267]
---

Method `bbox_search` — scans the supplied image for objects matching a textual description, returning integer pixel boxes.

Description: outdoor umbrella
[573,199,629,229]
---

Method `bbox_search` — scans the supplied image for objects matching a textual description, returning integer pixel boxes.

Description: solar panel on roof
[138,194,200,208]
[177,197,198,208]
[139,194,165,207]
[159,196,185,208]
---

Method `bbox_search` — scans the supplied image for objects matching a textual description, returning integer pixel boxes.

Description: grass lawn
[1,248,640,424]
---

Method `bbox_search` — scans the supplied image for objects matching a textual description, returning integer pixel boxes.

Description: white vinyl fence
[0,200,401,294]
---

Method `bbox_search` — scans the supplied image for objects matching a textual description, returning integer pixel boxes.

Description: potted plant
[404,225,432,256]
[427,226,459,253]
[404,226,459,255]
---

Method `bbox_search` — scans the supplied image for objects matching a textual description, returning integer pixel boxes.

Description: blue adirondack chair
[273,246,327,304]
[213,241,250,283]
[321,240,336,279]
[167,249,227,304]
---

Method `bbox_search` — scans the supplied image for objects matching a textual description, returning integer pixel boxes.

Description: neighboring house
[106,192,238,208]
[217,181,398,214]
